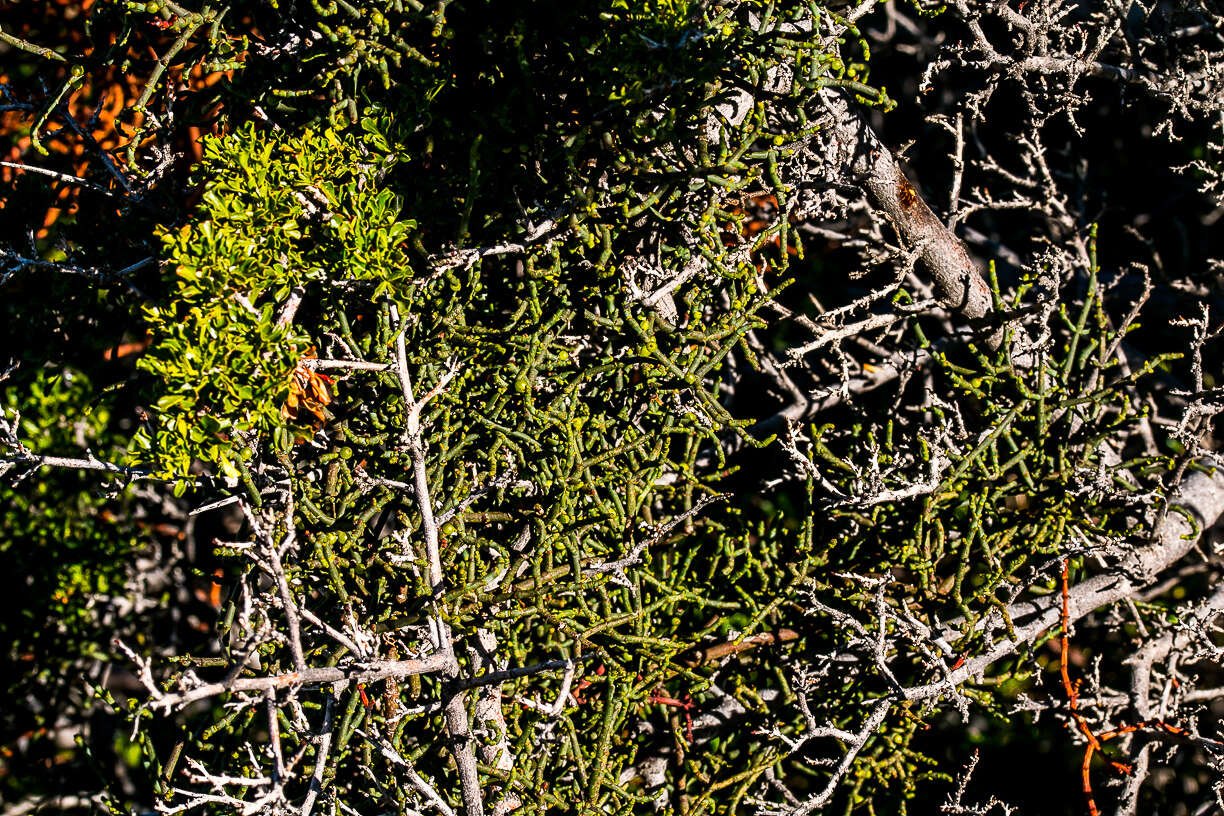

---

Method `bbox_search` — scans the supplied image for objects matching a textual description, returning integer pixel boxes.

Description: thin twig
[142,653,453,710]
[390,301,485,816]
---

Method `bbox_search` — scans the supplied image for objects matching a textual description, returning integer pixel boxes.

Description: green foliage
[0,368,140,801]
[775,251,1180,809]
[116,3,897,812]
[3,1,919,811]
[1,369,136,657]
[133,0,887,477]
[137,121,417,476]
[815,264,1173,625]
[4,1,1202,815]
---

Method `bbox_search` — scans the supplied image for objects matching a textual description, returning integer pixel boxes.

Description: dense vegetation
[4,1,1224,815]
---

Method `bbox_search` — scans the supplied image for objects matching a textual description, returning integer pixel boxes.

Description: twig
[584,493,727,578]
[300,685,340,816]
[303,358,391,372]
[2,451,240,489]
[300,608,368,660]
[243,503,306,673]
[358,729,457,816]
[140,653,453,710]
[756,700,892,816]
[0,160,129,201]
[390,302,485,816]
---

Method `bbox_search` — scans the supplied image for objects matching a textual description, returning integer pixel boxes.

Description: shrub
[4,1,1224,815]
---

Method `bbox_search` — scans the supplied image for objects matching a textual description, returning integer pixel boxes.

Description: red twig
[570,662,606,705]
[1058,561,1214,816]
[647,689,695,744]
[1060,561,1106,816]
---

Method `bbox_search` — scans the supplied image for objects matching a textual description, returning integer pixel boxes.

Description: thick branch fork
[817,92,996,336]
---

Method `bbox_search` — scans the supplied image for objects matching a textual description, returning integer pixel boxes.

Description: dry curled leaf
[282,352,333,427]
